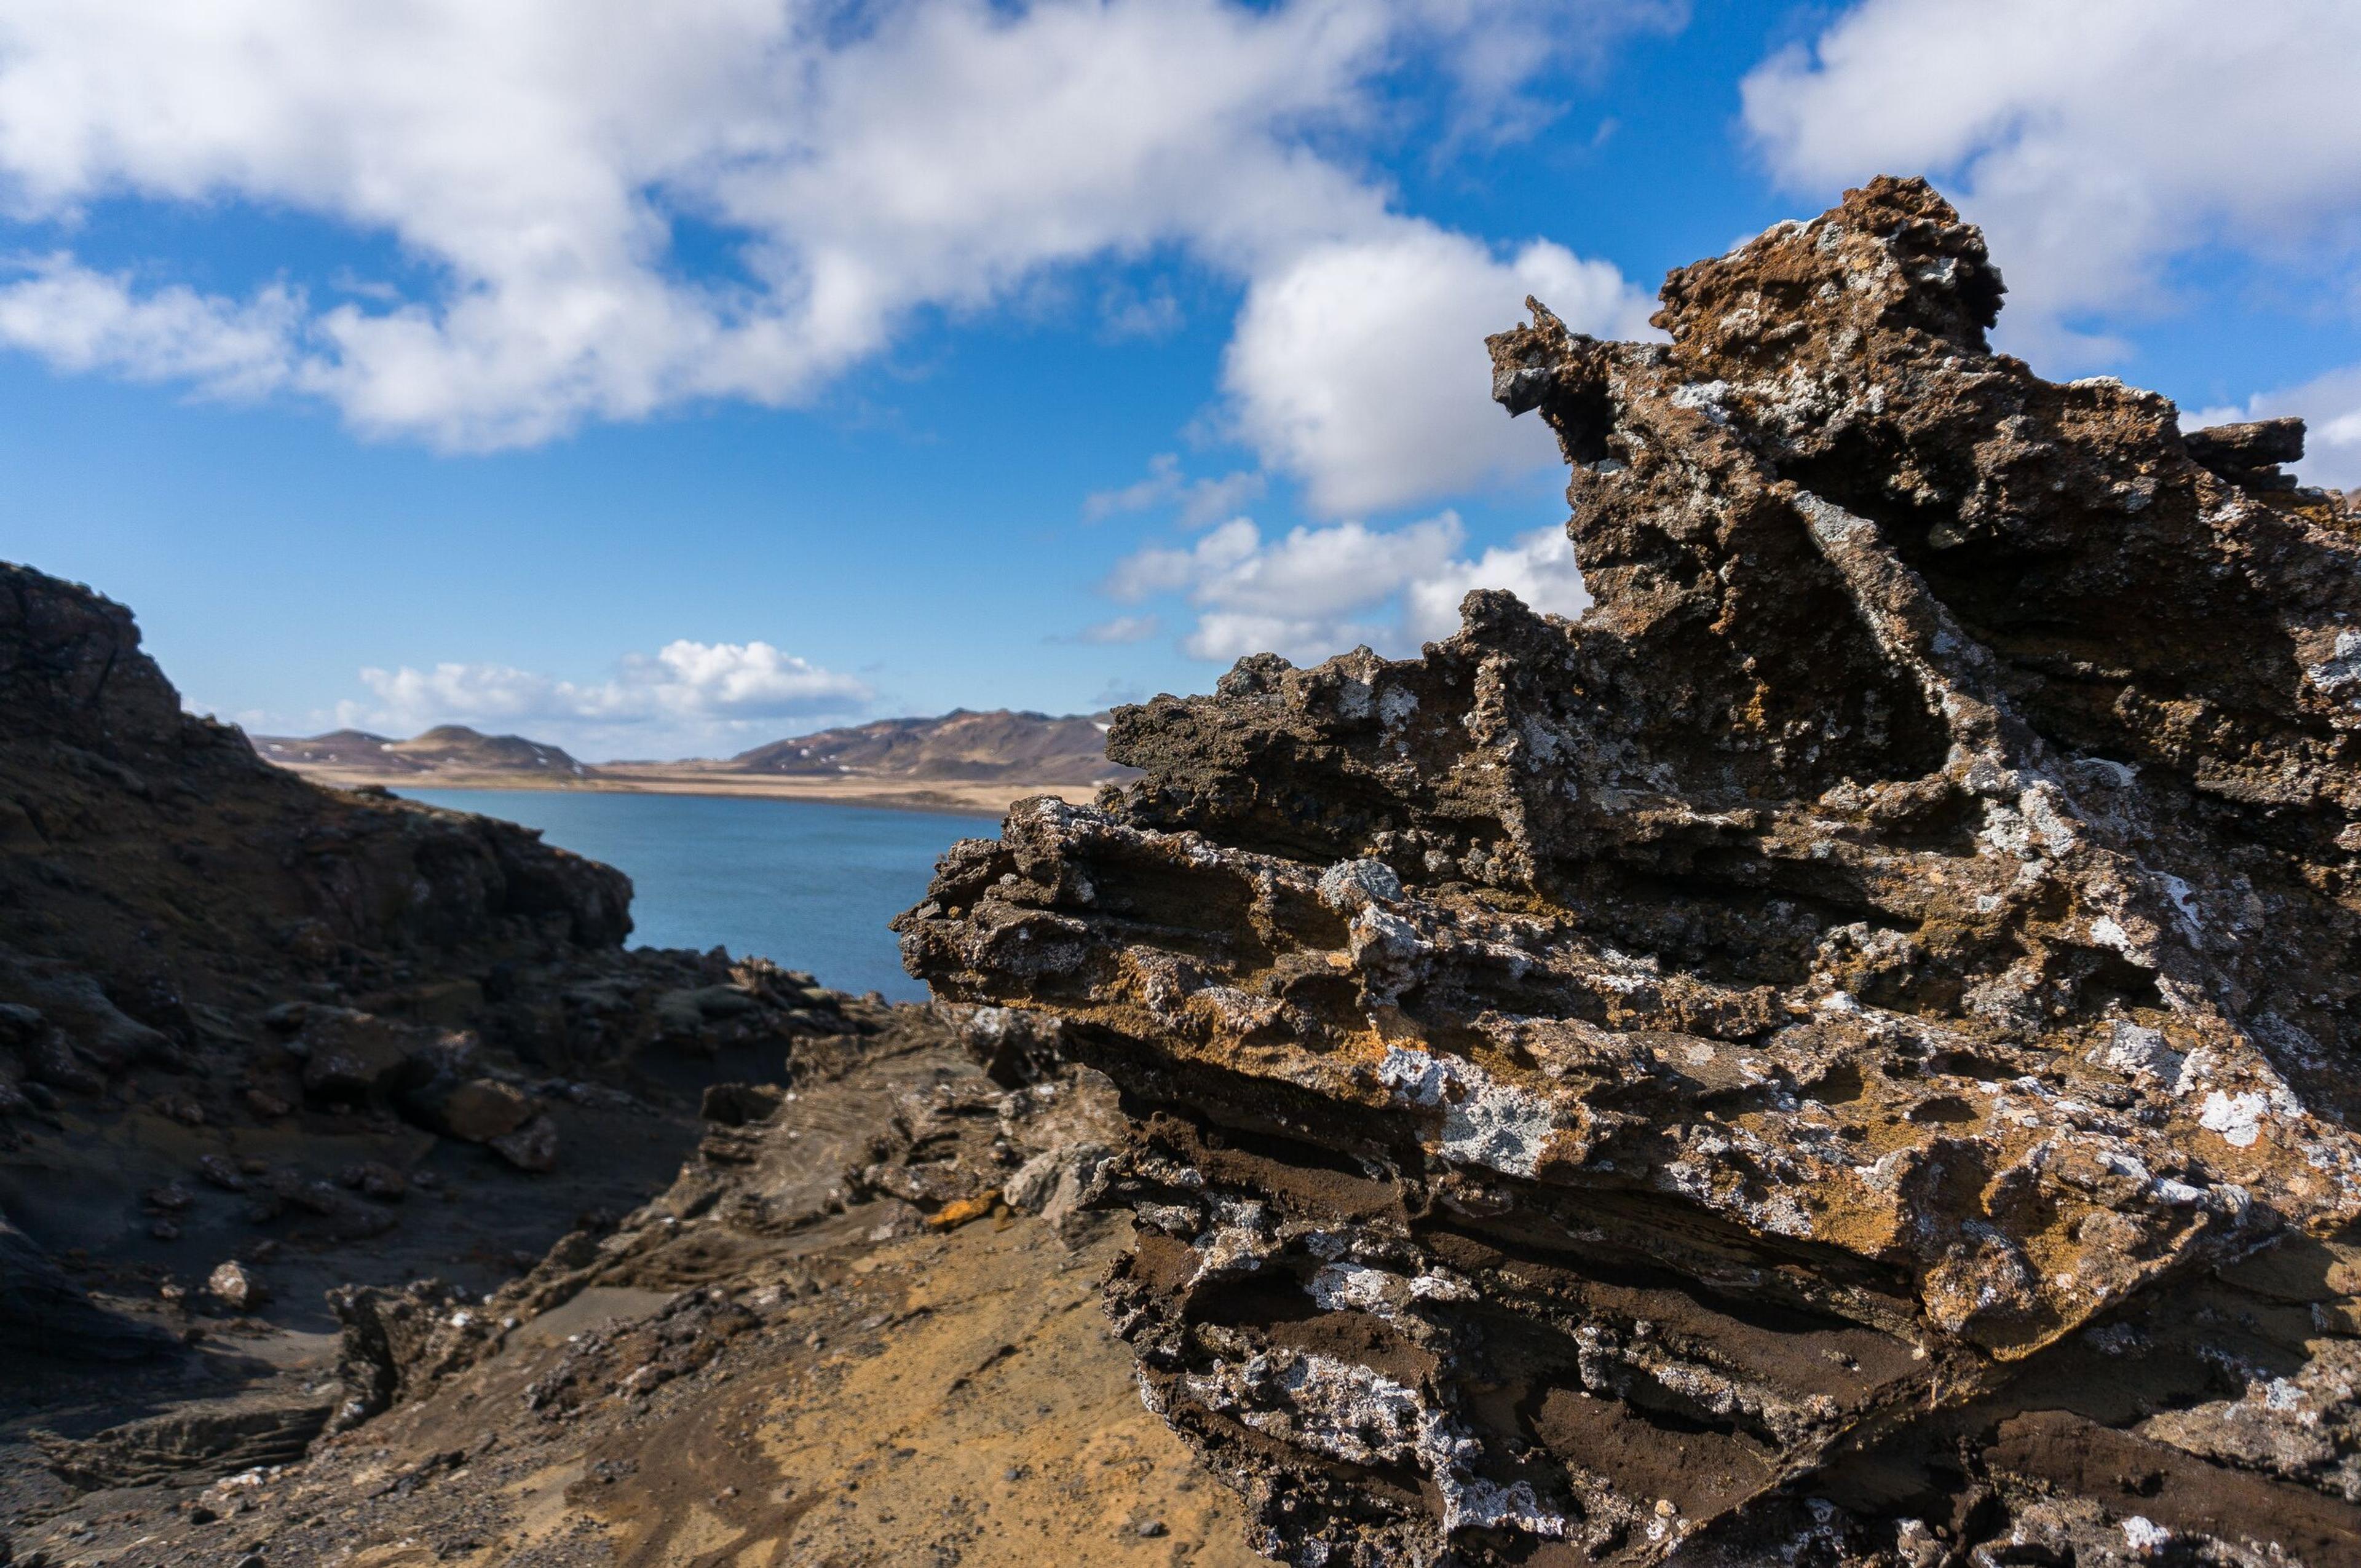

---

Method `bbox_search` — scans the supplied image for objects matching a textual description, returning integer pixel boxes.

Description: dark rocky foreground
[0,557,855,1357]
[0,561,1232,1564]
[901,179,2361,1566]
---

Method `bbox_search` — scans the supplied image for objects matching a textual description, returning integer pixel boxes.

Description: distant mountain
[250,711,1133,794]
[253,725,591,778]
[717,709,1130,785]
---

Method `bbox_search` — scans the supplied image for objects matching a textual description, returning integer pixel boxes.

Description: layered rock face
[901,179,2361,1564]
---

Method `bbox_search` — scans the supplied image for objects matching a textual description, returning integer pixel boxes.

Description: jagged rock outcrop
[901,179,2361,1564]
[0,562,856,1383]
[1,560,630,988]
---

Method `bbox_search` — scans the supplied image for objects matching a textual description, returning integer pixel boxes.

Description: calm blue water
[400,789,999,1001]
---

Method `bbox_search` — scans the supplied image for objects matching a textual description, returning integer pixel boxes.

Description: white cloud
[0,253,301,398]
[1402,525,1591,645]
[1105,512,1586,664]
[1399,0,1688,147]
[341,638,870,756]
[1222,221,1656,514]
[1082,452,1266,527]
[1057,614,1162,645]
[1742,0,2361,358]
[1097,280,1184,341]
[0,0,1660,497]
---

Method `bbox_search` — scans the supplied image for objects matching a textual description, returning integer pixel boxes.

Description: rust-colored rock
[901,179,2361,1564]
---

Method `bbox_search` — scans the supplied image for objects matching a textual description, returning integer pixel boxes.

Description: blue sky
[1,0,2357,759]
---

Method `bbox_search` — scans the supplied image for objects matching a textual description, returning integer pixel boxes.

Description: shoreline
[271,763,1102,819]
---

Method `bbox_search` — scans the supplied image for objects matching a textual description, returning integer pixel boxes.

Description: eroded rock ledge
[900,178,2361,1565]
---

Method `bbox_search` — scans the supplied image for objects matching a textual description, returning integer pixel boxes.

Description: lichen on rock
[901,178,2361,1564]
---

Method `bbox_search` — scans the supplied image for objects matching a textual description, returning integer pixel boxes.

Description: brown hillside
[721,707,1131,784]
[255,725,591,778]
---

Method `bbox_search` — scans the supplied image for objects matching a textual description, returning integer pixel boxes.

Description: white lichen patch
[1670,380,1733,425]
[1375,1045,1566,1178]
[2157,872,2201,934]
[1184,1350,1567,1540]
[1318,857,1402,912]
[2198,1089,2269,1149]
[1306,1261,1477,1332]
[2099,1022,2183,1084]
[2304,629,2361,708]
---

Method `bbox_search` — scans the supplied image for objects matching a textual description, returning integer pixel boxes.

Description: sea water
[399,789,999,1001]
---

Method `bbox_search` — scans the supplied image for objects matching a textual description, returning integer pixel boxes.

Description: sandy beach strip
[266,762,1101,817]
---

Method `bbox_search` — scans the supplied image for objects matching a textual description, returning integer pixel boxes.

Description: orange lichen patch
[928,1191,1001,1231]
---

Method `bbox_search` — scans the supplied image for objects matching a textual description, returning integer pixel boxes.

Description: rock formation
[0,562,885,1521]
[901,179,2361,1564]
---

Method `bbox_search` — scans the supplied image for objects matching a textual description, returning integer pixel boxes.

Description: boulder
[654,983,762,1040]
[15,1026,103,1097]
[337,1162,408,1202]
[0,966,175,1072]
[296,1011,441,1102]
[193,1155,246,1192]
[205,1261,266,1313]
[488,1114,558,1173]
[404,1077,533,1143]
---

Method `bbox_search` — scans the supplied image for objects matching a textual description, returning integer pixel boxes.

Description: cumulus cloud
[1105,512,1584,664]
[1054,614,1162,645]
[1082,453,1265,527]
[341,639,870,755]
[1402,525,1591,644]
[0,254,301,398]
[1224,223,1655,515]
[0,0,1661,511]
[1742,0,2361,358]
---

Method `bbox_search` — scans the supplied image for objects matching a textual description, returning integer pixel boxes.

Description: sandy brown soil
[279,1212,1263,1568]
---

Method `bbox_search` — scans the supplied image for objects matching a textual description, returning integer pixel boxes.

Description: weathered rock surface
[0,561,663,1266]
[901,179,2361,1564]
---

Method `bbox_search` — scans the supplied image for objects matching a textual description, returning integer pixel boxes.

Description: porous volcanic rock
[900,178,2361,1564]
